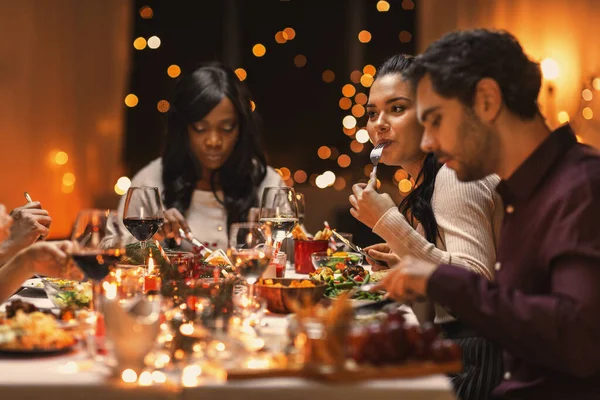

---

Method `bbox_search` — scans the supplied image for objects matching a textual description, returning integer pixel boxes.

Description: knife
[330,230,389,268]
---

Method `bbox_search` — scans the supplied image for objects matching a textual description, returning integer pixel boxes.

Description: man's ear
[473,78,502,123]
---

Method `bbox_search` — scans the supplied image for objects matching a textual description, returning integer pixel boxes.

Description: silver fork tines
[369,143,386,182]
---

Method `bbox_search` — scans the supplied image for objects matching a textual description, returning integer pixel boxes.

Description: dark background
[124,0,416,246]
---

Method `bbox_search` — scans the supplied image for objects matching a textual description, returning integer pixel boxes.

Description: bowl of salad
[42,278,92,310]
[311,251,363,272]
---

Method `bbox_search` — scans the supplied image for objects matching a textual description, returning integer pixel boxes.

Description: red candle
[144,275,161,293]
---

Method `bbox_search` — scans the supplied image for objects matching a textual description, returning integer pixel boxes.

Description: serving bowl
[254,278,327,314]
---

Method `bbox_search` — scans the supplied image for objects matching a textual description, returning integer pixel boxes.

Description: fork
[369,143,386,183]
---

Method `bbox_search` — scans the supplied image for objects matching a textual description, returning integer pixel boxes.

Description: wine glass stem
[141,239,147,263]
[91,281,102,313]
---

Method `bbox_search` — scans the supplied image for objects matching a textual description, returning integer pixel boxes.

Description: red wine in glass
[123,217,165,241]
[72,250,122,281]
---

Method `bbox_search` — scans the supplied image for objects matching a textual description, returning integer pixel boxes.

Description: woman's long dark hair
[374,54,443,244]
[162,62,268,230]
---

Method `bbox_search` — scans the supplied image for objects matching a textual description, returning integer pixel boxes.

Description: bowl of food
[42,278,92,310]
[255,278,327,314]
[311,251,363,272]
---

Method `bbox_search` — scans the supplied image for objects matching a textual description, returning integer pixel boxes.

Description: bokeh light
[363,65,376,76]
[541,58,559,81]
[355,128,370,143]
[293,170,307,183]
[355,93,368,105]
[399,31,412,43]
[342,115,357,129]
[360,74,374,87]
[342,84,356,97]
[557,111,570,124]
[352,104,365,118]
[133,37,146,50]
[54,151,68,165]
[318,146,331,159]
[322,70,335,83]
[399,178,413,193]
[139,6,153,19]
[582,107,593,120]
[147,36,161,49]
[339,97,352,110]
[235,68,247,81]
[350,140,364,153]
[252,44,266,57]
[294,54,307,68]
[124,94,139,107]
[283,27,296,40]
[350,70,362,84]
[167,65,181,78]
[337,154,351,168]
[376,1,390,12]
[157,100,170,113]
[582,89,593,101]
[358,30,372,43]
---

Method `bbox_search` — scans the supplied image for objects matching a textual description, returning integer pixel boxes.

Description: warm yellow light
[350,70,362,84]
[358,30,372,43]
[317,146,331,159]
[180,323,194,336]
[293,170,307,183]
[342,115,357,129]
[294,54,307,68]
[152,371,167,383]
[167,65,181,78]
[322,70,335,83]
[582,107,593,120]
[363,65,376,76]
[360,74,374,87]
[399,31,412,43]
[275,31,287,44]
[147,36,161,49]
[133,37,146,50]
[283,27,296,40]
[376,0,390,12]
[139,6,153,19]
[364,164,373,177]
[125,94,139,107]
[355,93,368,105]
[54,151,68,165]
[157,100,170,113]
[122,369,138,383]
[250,100,256,111]
[399,178,413,193]
[394,169,409,182]
[342,84,356,97]
[339,97,352,110]
[253,44,266,57]
[337,154,351,168]
[279,167,291,181]
[62,172,76,186]
[138,371,153,386]
[356,128,370,143]
[582,89,593,101]
[333,176,347,191]
[593,78,600,91]
[115,176,131,195]
[352,104,365,118]
[541,58,559,81]
[350,140,364,153]
[401,0,415,10]
[557,111,570,124]
[235,68,247,81]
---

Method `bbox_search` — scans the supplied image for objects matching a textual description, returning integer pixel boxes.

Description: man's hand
[20,240,73,277]
[0,204,13,243]
[349,176,396,229]
[8,201,51,247]
[363,243,400,271]
[372,256,439,301]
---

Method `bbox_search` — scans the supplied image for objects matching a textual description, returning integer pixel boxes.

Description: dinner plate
[20,278,45,290]
[0,343,77,357]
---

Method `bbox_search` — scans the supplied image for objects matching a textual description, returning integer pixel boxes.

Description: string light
[317,146,331,159]
[343,127,356,136]
[358,30,372,43]
[350,140,364,153]
[122,369,138,384]
[394,169,409,182]
[401,0,415,10]
[252,44,266,57]
[54,151,68,165]
[322,70,335,83]
[363,65,376,76]
[342,115,357,129]
[279,167,291,180]
[114,176,131,196]
[351,104,365,118]
[139,6,153,19]
[62,172,76,186]
[350,70,362,84]
[157,100,170,113]
[333,176,347,190]
[275,31,287,44]
[283,27,296,40]
[582,89,593,101]
[364,164,373,177]
[355,93,368,105]
[235,68,247,81]
[593,78,600,91]
[342,84,356,97]
[294,54,307,67]
[355,128,370,143]
[337,154,351,168]
[399,178,413,193]
[376,1,390,12]
[360,74,374,88]
[124,94,138,107]
[147,36,161,49]
[293,170,307,183]
[167,65,181,78]
[339,98,352,110]
[399,31,412,43]
[133,37,146,50]
[582,107,593,119]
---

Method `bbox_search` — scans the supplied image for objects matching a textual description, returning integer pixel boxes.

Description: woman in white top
[117,63,283,251]
[349,54,503,400]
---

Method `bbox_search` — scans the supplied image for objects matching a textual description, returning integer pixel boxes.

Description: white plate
[21,278,45,290]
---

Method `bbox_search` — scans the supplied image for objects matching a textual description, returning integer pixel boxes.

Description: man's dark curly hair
[404,29,542,119]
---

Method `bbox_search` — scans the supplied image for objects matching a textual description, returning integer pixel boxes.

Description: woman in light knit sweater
[349,54,503,400]
[116,63,283,251]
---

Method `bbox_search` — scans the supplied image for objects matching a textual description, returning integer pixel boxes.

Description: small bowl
[255,278,327,314]
[311,252,364,271]
[42,278,92,310]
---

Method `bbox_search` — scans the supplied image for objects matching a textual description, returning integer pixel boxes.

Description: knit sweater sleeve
[372,166,499,280]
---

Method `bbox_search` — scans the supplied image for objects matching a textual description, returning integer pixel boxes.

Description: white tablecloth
[0,273,455,400]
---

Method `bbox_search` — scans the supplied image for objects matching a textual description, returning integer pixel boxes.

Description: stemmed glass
[258,187,299,254]
[227,223,272,298]
[295,192,306,227]
[122,186,164,259]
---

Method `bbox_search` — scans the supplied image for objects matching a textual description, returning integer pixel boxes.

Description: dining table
[0,266,457,400]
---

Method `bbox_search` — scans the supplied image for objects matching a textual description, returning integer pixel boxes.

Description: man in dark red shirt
[372,29,600,399]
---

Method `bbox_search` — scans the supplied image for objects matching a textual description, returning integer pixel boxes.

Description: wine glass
[71,209,125,359]
[295,192,306,227]
[258,187,299,253]
[122,186,165,256]
[228,223,272,298]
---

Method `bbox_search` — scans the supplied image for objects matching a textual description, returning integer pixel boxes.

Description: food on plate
[313,227,333,241]
[311,251,363,271]
[4,299,52,319]
[0,309,76,351]
[370,269,389,283]
[292,226,334,242]
[310,266,383,301]
[43,278,92,309]
[259,278,315,288]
